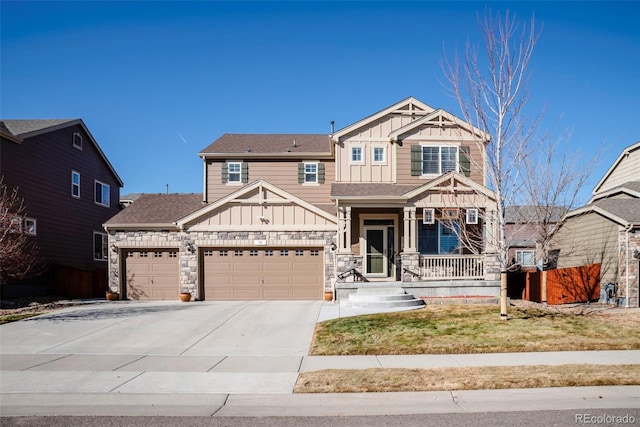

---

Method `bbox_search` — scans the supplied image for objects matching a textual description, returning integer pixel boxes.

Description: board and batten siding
[551,211,620,284]
[206,160,334,206]
[1,125,121,271]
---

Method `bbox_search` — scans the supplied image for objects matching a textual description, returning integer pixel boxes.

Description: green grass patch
[310,304,640,355]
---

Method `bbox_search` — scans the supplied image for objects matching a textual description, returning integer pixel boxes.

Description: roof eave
[199,152,334,160]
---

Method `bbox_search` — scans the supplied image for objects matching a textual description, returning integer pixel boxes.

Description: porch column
[339,206,352,252]
[403,207,417,252]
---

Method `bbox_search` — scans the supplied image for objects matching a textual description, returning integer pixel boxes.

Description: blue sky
[2,1,639,203]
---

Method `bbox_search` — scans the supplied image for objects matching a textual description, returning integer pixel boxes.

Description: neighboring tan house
[550,141,640,307]
[1,119,123,298]
[505,205,566,270]
[104,97,501,301]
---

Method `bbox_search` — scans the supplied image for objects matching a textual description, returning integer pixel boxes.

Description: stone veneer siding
[618,229,640,308]
[108,230,336,300]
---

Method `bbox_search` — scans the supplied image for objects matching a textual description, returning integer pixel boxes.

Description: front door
[365,228,386,276]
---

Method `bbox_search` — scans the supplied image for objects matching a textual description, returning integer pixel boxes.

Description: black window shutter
[459,146,471,177]
[221,162,228,183]
[411,145,422,176]
[318,163,325,183]
[298,162,304,184]
[241,163,249,183]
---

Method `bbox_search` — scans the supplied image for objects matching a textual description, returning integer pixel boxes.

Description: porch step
[340,287,426,311]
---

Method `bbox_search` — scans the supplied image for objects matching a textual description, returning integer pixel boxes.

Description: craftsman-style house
[1,119,123,298]
[104,98,500,301]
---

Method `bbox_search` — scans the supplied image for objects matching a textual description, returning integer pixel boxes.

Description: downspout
[202,157,207,203]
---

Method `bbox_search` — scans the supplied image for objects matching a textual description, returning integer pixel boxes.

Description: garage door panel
[125,249,179,301]
[203,247,323,300]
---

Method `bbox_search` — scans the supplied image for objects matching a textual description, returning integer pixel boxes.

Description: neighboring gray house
[505,205,566,269]
[550,142,640,307]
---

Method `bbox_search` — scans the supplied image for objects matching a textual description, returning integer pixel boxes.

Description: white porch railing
[419,255,484,280]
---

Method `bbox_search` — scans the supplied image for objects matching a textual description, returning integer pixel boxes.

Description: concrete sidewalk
[1,300,639,417]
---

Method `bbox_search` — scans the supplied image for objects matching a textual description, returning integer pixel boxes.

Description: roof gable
[389,109,490,143]
[593,141,640,195]
[1,118,124,187]
[330,97,435,142]
[404,171,496,201]
[177,180,337,229]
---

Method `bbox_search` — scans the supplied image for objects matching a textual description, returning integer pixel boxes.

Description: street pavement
[0,300,639,417]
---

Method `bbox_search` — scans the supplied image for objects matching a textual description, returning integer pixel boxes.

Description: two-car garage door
[123,247,324,301]
[202,248,323,300]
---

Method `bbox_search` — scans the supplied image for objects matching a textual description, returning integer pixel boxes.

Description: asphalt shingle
[200,134,331,154]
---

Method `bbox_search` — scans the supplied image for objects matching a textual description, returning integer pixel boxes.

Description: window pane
[351,147,362,162]
[373,147,384,162]
[102,184,110,206]
[441,147,457,173]
[228,163,241,182]
[422,147,439,174]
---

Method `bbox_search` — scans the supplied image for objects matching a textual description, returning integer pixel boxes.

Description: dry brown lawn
[295,364,640,393]
[299,303,640,393]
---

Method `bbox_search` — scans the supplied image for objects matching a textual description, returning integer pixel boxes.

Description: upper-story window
[222,161,247,184]
[372,146,385,163]
[423,146,457,175]
[298,162,325,184]
[228,162,241,183]
[71,171,81,198]
[73,132,83,150]
[24,217,37,235]
[95,180,110,207]
[411,145,471,177]
[351,146,363,163]
[304,162,318,183]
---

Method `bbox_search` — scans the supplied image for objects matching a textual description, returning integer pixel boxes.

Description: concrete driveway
[0,300,323,394]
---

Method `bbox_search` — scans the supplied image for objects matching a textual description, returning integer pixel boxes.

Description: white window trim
[421,144,460,176]
[227,161,242,184]
[72,170,81,199]
[423,208,435,224]
[466,208,479,224]
[372,146,386,164]
[93,232,108,261]
[303,161,318,184]
[24,217,37,235]
[350,146,364,164]
[73,132,83,150]
[516,250,536,266]
[94,180,110,207]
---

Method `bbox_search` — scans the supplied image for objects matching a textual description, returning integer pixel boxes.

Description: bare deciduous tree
[442,10,541,319]
[0,178,43,284]
[520,137,598,302]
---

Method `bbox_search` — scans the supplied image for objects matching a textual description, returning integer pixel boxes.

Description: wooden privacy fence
[50,265,107,299]
[508,263,601,305]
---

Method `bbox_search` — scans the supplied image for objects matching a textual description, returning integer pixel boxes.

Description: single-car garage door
[203,248,323,300]
[124,249,179,300]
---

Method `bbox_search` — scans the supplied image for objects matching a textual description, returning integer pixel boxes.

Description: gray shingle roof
[593,198,640,224]
[200,134,331,155]
[105,194,204,226]
[331,183,420,198]
[1,119,78,136]
[505,205,567,223]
